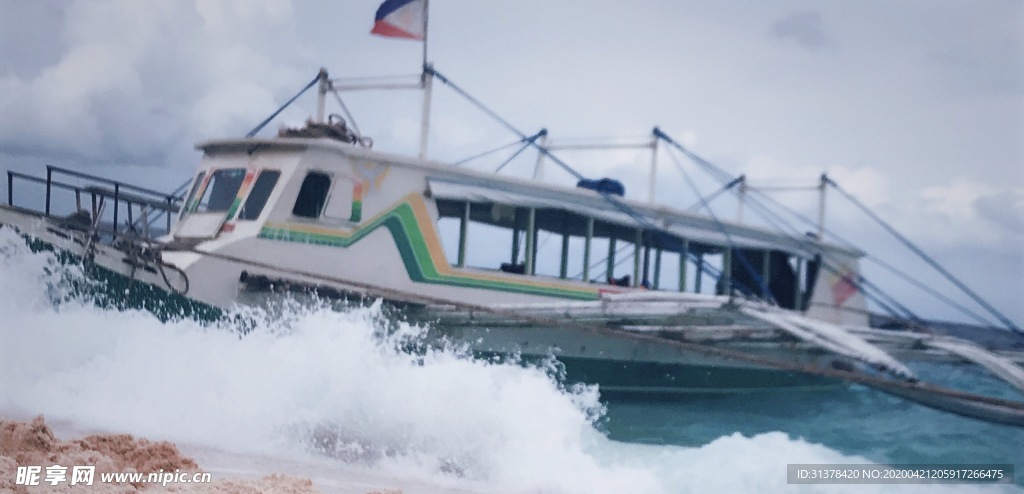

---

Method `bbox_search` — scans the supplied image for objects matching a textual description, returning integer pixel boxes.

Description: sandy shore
[0,416,403,494]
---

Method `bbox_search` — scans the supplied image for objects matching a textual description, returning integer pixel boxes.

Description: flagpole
[422,0,429,76]
[418,0,432,159]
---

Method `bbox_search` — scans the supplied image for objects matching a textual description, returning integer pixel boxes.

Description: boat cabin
[170,130,868,325]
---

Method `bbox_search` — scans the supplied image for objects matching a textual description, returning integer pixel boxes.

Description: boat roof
[198,137,863,258]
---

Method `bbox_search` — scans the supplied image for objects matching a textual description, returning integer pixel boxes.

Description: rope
[453,138,527,167]
[684,155,922,322]
[328,85,363,141]
[158,243,1024,427]
[245,71,323,138]
[686,175,744,212]
[574,240,635,281]
[724,187,923,322]
[653,129,994,329]
[740,183,993,327]
[425,68,735,291]
[495,129,547,172]
[157,258,189,296]
[120,235,190,296]
[827,178,1021,334]
[427,67,585,181]
[666,148,775,303]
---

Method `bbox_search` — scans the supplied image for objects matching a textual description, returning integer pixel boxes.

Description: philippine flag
[371,0,426,40]
[831,266,860,307]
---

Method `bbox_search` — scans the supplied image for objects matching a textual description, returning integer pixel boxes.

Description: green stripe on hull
[258,202,599,300]
[557,355,840,393]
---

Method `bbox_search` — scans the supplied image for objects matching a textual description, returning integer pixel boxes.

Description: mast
[315,68,329,124]
[647,134,658,204]
[418,0,432,159]
[817,173,828,240]
[419,66,433,159]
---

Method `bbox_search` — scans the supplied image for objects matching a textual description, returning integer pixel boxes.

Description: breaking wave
[0,227,1016,493]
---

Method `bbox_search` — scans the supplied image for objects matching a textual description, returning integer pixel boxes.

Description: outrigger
[2,66,1023,427]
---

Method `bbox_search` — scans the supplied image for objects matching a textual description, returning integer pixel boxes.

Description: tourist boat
[2,65,1023,426]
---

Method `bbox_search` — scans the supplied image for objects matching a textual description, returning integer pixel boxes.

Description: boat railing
[6,165,183,240]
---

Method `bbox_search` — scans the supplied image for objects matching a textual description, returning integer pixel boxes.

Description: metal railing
[7,165,184,238]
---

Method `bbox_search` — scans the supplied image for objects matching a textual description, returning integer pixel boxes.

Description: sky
[0,0,1021,327]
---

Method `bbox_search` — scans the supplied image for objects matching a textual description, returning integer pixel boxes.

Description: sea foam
[0,227,1016,493]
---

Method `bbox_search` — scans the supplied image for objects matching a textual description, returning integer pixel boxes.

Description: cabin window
[195,168,245,213]
[431,195,800,297]
[238,170,280,221]
[323,177,355,221]
[182,171,206,215]
[292,171,331,218]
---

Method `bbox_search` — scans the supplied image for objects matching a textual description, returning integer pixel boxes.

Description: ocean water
[0,226,1020,493]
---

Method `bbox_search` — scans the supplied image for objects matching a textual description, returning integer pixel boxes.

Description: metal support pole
[695,252,704,293]
[533,133,549,180]
[583,217,593,281]
[648,136,658,204]
[140,206,150,239]
[315,68,329,124]
[45,167,52,215]
[606,236,616,281]
[653,248,662,289]
[166,197,173,232]
[419,64,434,160]
[642,243,651,286]
[817,173,828,240]
[679,240,689,292]
[7,172,12,206]
[511,226,520,264]
[794,256,804,311]
[524,208,536,275]
[422,0,430,79]
[737,176,747,222]
[559,233,569,279]
[633,229,642,287]
[721,249,733,296]
[113,183,120,235]
[457,201,470,267]
[762,250,772,300]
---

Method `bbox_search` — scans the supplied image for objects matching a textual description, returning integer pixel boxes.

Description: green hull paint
[480,350,839,394]
[558,355,839,393]
[18,235,224,323]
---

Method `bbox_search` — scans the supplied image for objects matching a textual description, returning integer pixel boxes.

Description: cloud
[0,0,305,167]
[974,188,1024,235]
[0,1,1019,324]
[0,0,67,79]
[734,156,890,222]
[874,178,1024,250]
[919,178,994,220]
[827,165,890,209]
[768,10,831,51]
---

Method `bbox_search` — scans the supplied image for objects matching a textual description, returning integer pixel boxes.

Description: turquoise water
[602,372,1023,467]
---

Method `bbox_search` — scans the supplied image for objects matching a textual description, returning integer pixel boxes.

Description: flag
[831,266,859,306]
[371,0,426,40]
